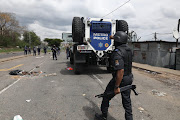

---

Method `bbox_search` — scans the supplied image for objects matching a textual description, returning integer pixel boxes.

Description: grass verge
[0,48,22,53]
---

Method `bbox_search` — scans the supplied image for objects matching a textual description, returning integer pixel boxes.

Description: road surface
[0,51,24,59]
[0,52,179,120]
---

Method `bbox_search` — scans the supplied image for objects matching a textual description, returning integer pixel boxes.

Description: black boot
[95,113,107,120]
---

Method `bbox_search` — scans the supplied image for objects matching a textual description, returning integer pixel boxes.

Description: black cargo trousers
[101,74,133,120]
[52,52,57,60]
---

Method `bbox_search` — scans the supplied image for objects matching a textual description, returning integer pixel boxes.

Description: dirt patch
[133,68,180,88]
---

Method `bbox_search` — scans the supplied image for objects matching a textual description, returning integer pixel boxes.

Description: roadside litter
[151,89,167,97]
[9,70,22,75]
[35,56,44,59]
[138,107,145,112]
[36,66,40,68]
[26,99,31,102]
[9,70,42,76]
[13,115,23,120]
[67,67,73,70]
[43,73,57,77]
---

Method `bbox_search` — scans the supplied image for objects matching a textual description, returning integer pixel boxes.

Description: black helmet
[114,31,128,46]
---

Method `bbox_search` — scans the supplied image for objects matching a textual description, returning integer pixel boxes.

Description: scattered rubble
[9,70,42,76]
[13,115,23,120]
[36,66,40,68]
[35,56,44,59]
[43,73,57,77]
[26,99,31,102]
[151,89,167,97]
[67,67,73,70]
[138,107,145,111]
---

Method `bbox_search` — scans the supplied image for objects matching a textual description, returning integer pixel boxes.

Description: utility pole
[176,19,180,47]
[154,32,157,41]
[29,32,31,47]
[137,37,141,42]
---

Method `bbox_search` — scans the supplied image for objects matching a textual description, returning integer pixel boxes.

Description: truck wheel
[72,17,84,43]
[116,20,128,33]
[70,52,74,64]
[73,52,81,74]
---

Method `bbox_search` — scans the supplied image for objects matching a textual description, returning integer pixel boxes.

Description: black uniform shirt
[111,49,124,77]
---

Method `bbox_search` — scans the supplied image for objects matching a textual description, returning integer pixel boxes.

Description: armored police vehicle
[70,17,128,74]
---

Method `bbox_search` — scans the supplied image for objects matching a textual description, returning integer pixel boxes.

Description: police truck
[70,17,128,74]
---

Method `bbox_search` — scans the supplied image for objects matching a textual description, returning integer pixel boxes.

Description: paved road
[0,52,179,120]
[0,51,24,59]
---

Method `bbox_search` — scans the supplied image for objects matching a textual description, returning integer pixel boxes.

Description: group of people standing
[24,46,47,56]
[24,45,62,60]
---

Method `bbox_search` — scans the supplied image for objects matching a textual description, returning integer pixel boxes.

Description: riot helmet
[114,31,128,47]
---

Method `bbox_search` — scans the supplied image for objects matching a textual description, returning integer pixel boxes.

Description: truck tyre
[72,17,84,43]
[73,52,81,74]
[70,52,74,64]
[116,20,128,33]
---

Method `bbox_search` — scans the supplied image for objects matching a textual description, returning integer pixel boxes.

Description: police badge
[115,60,119,66]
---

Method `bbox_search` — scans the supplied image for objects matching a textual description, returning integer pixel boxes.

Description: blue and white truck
[70,17,128,74]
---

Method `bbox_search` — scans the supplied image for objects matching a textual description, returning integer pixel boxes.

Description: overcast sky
[0,0,180,41]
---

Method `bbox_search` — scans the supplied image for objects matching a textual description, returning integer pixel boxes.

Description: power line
[101,0,131,18]
[156,33,172,35]
[141,32,172,37]
[141,33,153,37]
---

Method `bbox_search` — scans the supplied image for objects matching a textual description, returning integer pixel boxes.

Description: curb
[0,55,31,63]
[132,66,162,74]
[132,62,180,77]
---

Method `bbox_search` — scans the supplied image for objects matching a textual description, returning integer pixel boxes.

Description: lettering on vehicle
[93,33,108,40]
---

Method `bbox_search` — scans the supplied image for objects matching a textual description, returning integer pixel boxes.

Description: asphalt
[1,53,179,77]
[0,51,24,59]
[0,52,179,120]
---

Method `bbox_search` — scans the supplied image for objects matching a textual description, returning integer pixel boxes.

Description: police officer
[95,31,133,120]
[51,45,57,60]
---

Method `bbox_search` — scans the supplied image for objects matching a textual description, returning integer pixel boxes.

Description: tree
[0,11,25,47]
[23,31,41,47]
[44,38,63,47]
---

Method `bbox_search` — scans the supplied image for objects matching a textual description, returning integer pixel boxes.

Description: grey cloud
[160,7,179,19]
[1,0,180,41]
[121,14,135,19]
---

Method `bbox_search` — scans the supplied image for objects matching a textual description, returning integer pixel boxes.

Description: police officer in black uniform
[95,31,133,120]
[51,45,57,60]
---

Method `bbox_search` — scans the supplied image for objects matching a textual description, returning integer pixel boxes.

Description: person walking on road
[43,46,47,55]
[66,46,70,59]
[33,46,36,56]
[51,45,57,60]
[24,46,28,55]
[28,47,31,54]
[37,47,41,55]
[57,46,60,56]
[95,31,133,120]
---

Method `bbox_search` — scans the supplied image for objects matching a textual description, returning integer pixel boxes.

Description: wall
[128,41,180,69]
[176,49,180,70]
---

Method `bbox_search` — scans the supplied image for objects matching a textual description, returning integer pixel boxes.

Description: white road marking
[29,61,45,72]
[29,67,36,72]
[0,61,46,95]
[93,74,103,84]
[0,78,21,95]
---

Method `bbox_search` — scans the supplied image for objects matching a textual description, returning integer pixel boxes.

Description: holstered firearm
[95,85,138,98]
